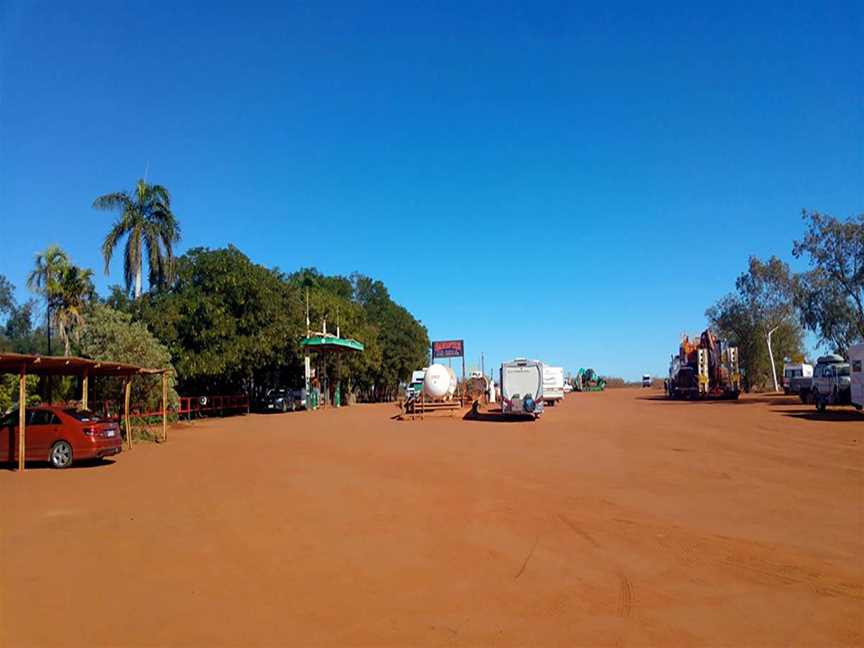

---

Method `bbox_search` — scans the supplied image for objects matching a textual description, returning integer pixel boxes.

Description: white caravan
[542,365,565,405]
[500,359,544,419]
[783,362,813,395]
[850,344,864,411]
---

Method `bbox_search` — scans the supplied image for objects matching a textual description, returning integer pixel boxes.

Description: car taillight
[83,427,96,436]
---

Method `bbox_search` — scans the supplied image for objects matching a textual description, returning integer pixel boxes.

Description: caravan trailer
[542,366,565,405]
[850,344,863,411]
[500,359,544,419]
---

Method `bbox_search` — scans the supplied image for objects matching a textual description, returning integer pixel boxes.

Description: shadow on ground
[0,457,117,472]
[778,408,864,423]
[639,395,801,406]
[462,406,537,423]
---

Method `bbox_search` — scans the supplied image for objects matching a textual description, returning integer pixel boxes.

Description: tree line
[706,210,863,391]
[0,179,430,407]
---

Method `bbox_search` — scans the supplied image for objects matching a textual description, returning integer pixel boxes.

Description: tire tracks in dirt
[557,513,636,619]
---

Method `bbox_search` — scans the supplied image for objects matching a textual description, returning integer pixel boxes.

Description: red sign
[432,340,464,358]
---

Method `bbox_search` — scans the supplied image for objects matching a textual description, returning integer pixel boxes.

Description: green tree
[78,304,177,426]
[0,375,40,413]
[707,257,804,391]
[26,244,69,355]
[0,275,13,317]
[351,273,429,399]
[0,275,46,354]
[94,179,181,299]
[793,211,864,355]
[53,264,95,356]
[138,246,303,393]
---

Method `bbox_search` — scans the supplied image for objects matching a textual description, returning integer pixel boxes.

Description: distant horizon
[2,1,860,381]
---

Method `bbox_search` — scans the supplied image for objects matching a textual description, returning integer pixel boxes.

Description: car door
[0,411,16,462]
[27,409,61,460]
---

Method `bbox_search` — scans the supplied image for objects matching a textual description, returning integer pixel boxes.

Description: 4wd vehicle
[811,357,851,412]
[260,387,306,412]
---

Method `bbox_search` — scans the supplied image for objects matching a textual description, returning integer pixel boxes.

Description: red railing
[92,394,249,421]
[177,395,249,418]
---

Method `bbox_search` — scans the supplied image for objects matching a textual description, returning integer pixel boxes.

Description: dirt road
[1,390,861,646]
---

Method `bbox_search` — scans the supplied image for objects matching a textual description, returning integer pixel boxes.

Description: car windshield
[64,409,102,422]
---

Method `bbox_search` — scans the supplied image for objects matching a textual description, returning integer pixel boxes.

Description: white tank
[423,364,452,399]
[447,367,457,396]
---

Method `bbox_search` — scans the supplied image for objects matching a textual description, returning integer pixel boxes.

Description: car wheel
[50,440,73,469]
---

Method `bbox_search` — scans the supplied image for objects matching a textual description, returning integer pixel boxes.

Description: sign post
[431,340,466,403]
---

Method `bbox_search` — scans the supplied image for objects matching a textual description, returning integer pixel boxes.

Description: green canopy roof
[301,335,365,352]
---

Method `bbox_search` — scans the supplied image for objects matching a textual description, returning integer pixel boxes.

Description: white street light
[767,325,780,393]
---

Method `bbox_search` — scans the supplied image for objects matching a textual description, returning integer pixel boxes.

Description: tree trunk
[135,265,142,299]
[46,304,52,403]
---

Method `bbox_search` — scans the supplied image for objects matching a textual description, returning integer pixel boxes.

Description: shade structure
[300,335,364,409]
[0,353,169,472]
[300,336,365,353]
[0,353,165,377]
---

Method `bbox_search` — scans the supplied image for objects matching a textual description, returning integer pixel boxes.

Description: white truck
[850,344,863,411]
[500,359,544,419]
[783,362,813,395]
[542,365,565,405]
[406,369,426,398]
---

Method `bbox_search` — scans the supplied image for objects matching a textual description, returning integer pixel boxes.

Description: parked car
[0,405,122,468]
[812,358,851,412]
[260,387,306,412]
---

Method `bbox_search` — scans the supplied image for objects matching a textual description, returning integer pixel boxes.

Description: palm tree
[94,179,181,298]
[53,265,94,356]
[27,245,69,355]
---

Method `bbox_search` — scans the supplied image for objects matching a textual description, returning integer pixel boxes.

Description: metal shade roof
[0,352,166,376]
[300,336,365,352]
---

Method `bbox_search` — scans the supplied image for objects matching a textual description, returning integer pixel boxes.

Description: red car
[0,405,122,468]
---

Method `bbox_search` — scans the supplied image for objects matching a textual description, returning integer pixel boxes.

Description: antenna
[305,288,310,336]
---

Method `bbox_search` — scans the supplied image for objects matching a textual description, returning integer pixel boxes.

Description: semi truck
[500,359,544,419]
[542,365,565,405]
[666,330,740,400]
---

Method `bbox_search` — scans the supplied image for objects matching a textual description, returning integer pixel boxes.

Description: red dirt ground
[1,389,861,646]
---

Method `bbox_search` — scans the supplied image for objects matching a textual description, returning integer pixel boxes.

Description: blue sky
[1,1,861,379]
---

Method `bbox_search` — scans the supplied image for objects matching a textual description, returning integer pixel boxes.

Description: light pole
[767,325,780,393]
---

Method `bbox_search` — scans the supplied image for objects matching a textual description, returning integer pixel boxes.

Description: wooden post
[161,371,168,442]
[81,369,89,410]
[124,379,133,450]
[18,368,26,472]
